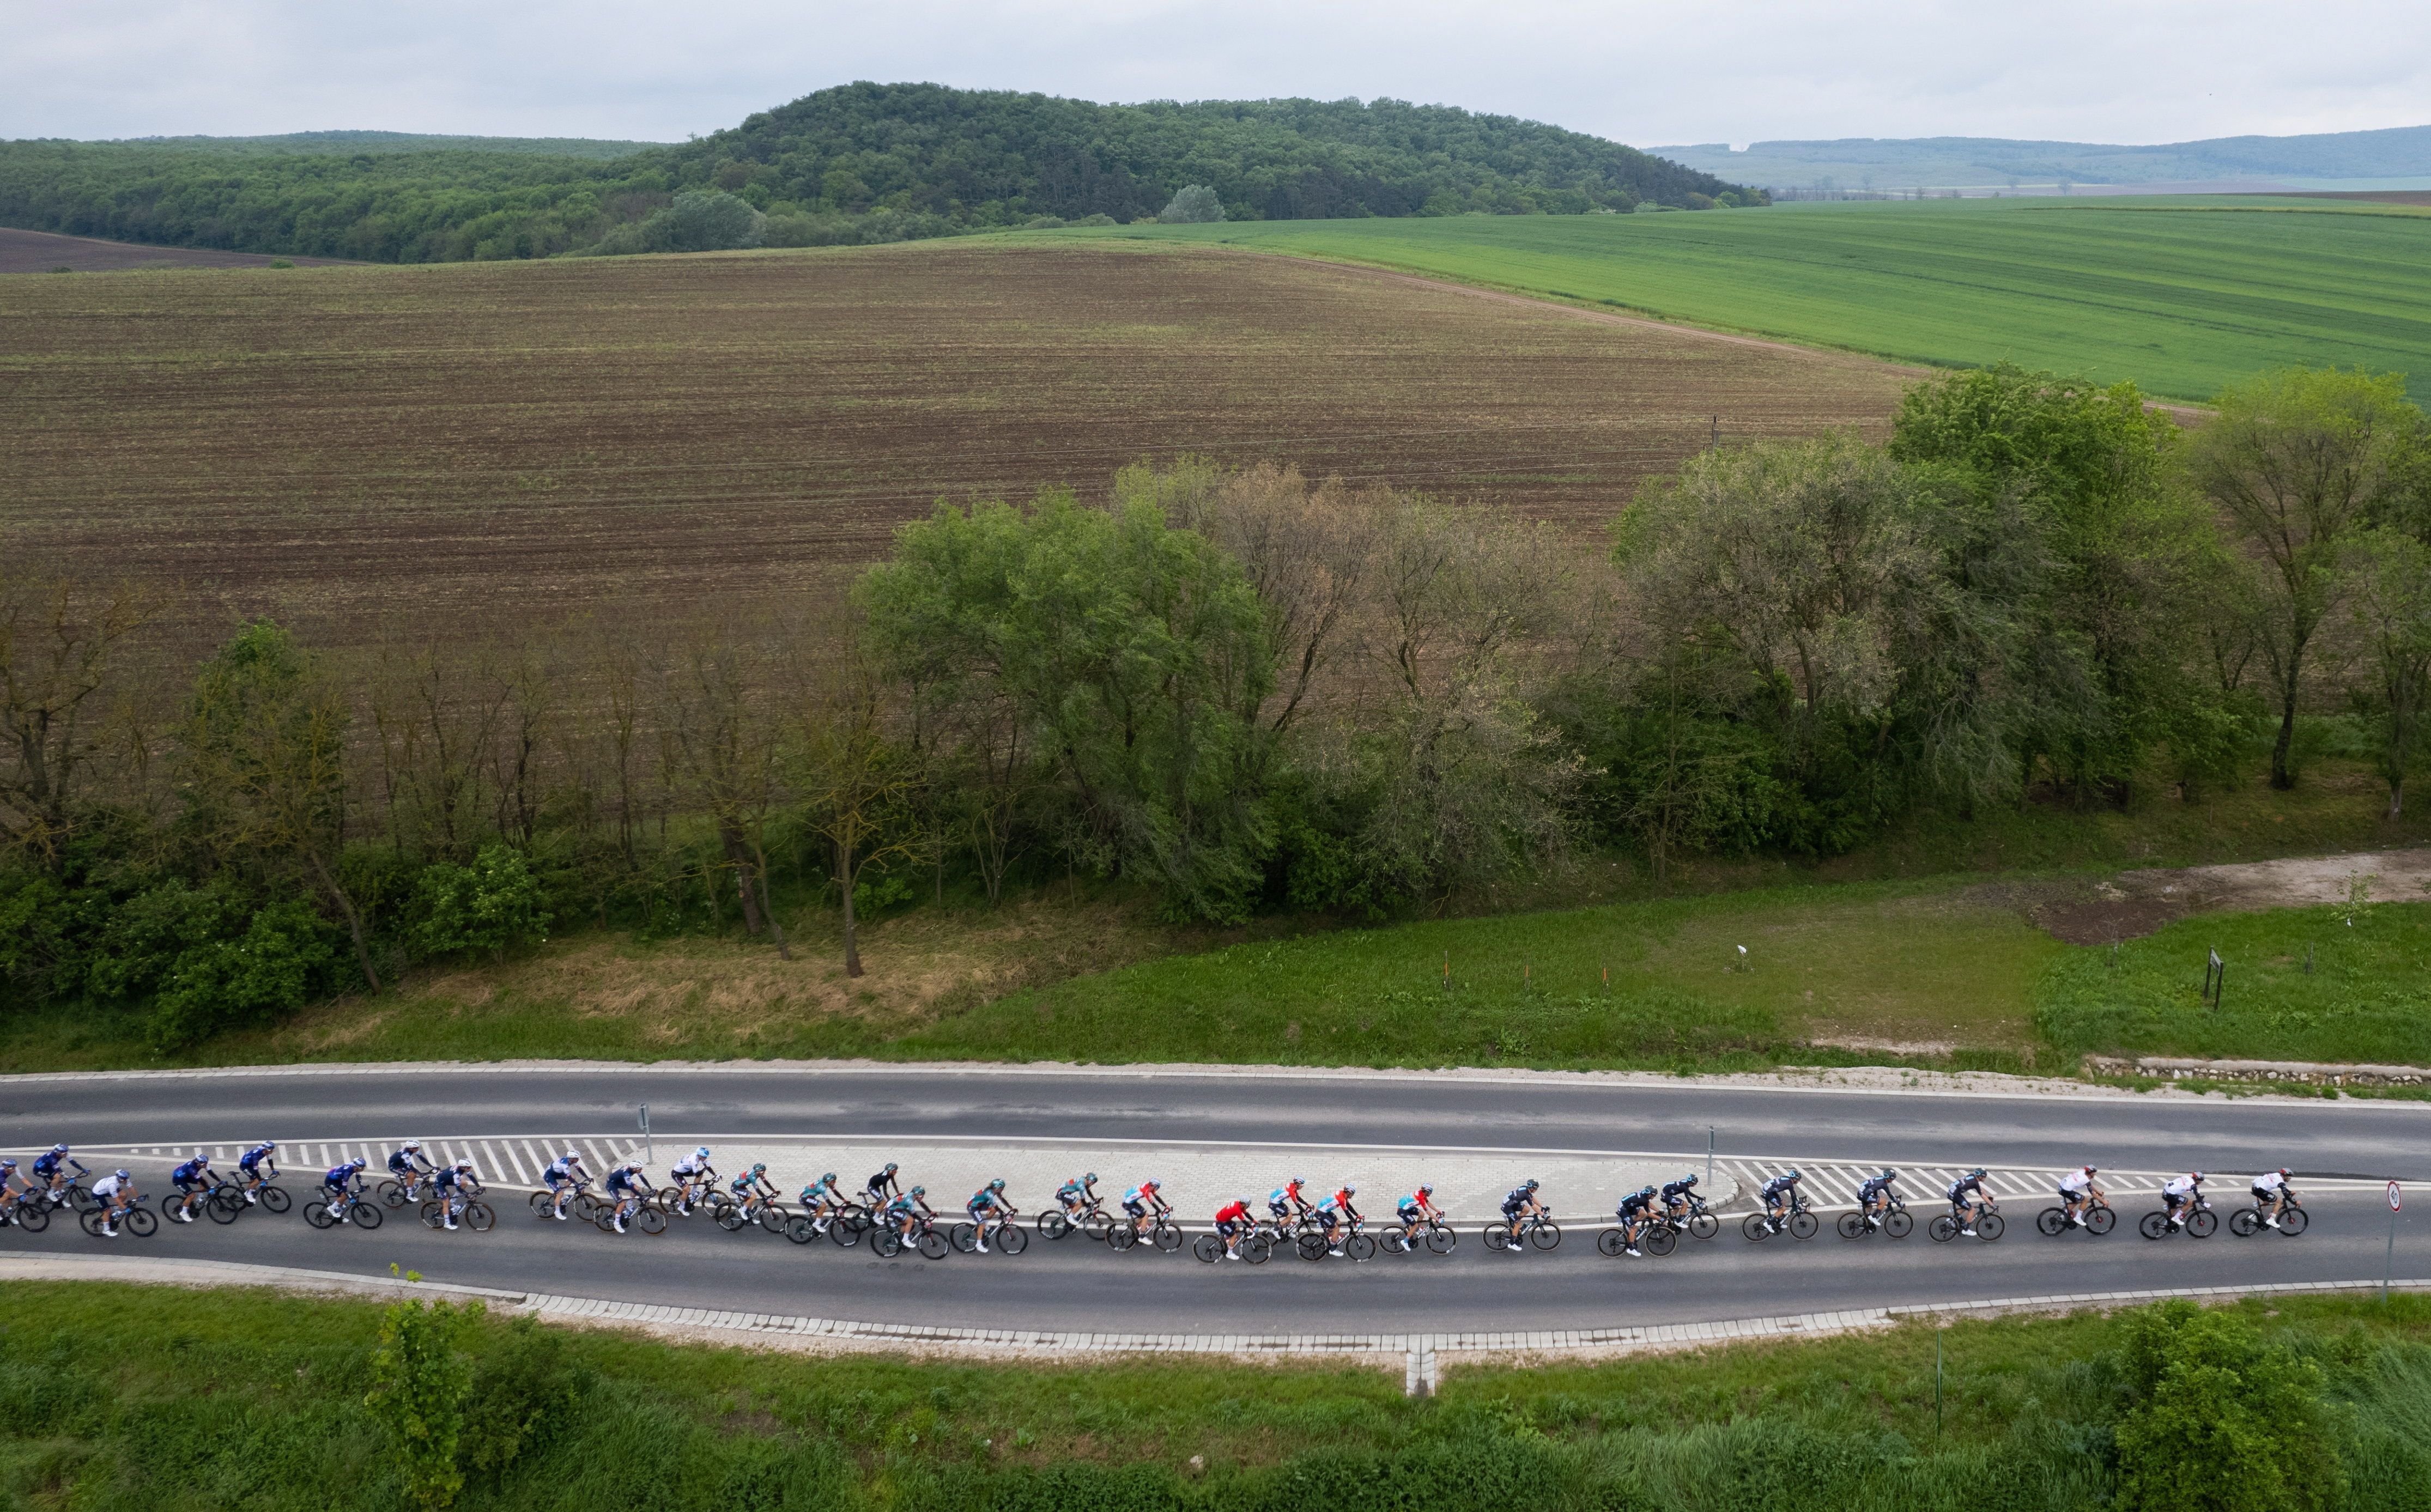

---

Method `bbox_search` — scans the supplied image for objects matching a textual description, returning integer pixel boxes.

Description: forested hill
[0,84,1753,264]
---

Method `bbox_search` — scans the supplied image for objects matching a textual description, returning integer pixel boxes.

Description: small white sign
[2391,1182,2404,1213]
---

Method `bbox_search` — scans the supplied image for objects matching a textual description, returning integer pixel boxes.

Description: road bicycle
[871,1212,953,1260]
[421,1194,498,1231]
[224,1173,292,1218]
[1929,1197,2004,1243]
[1193,1218,1279,1264]
[2035,1196,2115,1237]
[791,1198,874,1247]
[950,1213,1030,1255]
[1036,1195,1117,1242]
[1,1189,52,1234]
[1743,1195,1820,1242]
[1837,1193,1914,1240]
[2140,1194,2217,1240]
[1598,1212,1678,1258]
[80,1202,157,1238]
[160,1179,235,1227]
[717,1194,794,1236]
[304,1188,385,1230]
[1380,1216,1458,1256]
[378,1171,436,1209]
[1664,1192,1723,1241]
[1107,1209,1184,1254]
[1482,1210,1562,1252]
[659,1173,727,1220]
[2229,1191,2307,1237]
[1298,1212,1377,1262]
[591,1193,668,1236]
[530,1180,604,1224]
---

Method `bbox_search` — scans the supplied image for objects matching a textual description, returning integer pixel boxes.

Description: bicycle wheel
[1976,1212,2004,1241]
[2037,1207,2067,1237]
[1039,1209,1071,1240]
[573,1192,605,1223]
[123,1207,157,1237]
[1929,1215,1959,1243]
[79,1209,105,1237]
[1530,1222,1561,1251]
[916,1229,950,1260]
[783,1215,816,1244]
[998,1224,1028,1255]
[206,1189,245,1225]
[628,1205,665,1236]
[1688,1212,1719,1240]
[830,1215,865,1249]
[872,1228,903,1258]
[420,1201,447,1230]
[2230,1208,2259,1236]
[378,1180,409,1209]
[1106,1222,1139,1253]
[463,1201,495,1232]
[13,1202,49,1234]
[1786,1212,1818,1241]
[1193,1234,1223,1264]
[529,1191,560,1218]
[2280,1206,2309,1236]
[1837,1212,1868,1240]
[1597,1228,1626,1256]
[1482,1224,1509,1250]
[951,1222,979,1254]
[1884,1210,1914,1238]
[1646,1224,1679,1257]
[716,1207,749,1233]
[2086,1206,2115,1236]
[1153,1222,1183,1253]
[304,1200,334,1229]
[259,1185,292,1215]
[1085,1210,1117,1243]
[350,1200,383,1230]
[1743,1214,1774,1242]
[1426,1223,1457,1255]
[2139,1212,2169,1240]
[1297,1230,1329,1261]
[2188,1210,2217,1238]
[1244,1231,1273,1264]
[1346,1232,1377,1262]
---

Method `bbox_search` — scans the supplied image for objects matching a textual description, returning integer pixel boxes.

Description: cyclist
[966,1177,1015,1253]
[730,1162,780,1225]
[603,1159,649,1235]
[322,1157,368,1216]
[1856,1169,1900,1229]
[387,1140,437,1203]
[167,1151,219,1223]
[32,1144,85,1206]
[1121,1179,1170,1242]
[1758,1169,1804,1233]
[885,1184,934,1245]
[1214,1194,1255,1259]
[2162,1171,2204,1230]
[1056,1171,1101,1224]
[1659,1172,1701,1222]
[2058,1165,2102,1228]
[669,1146,715,1215]
[1316,1183,1361,1258]
[0,1158,26,1217]
[1499,1179,1543,1255]
[863,1162,904,1209]
[1946,1168,1992,1236]
[2251,1168,2294,1229]
[429,1158,478,1231]
[90,1168,137,1238]
[1269,1176,1314,1229]
[1616,1183,1658,1258]
[235,1141,280,1204]
[1395,1183,1442,1247]
[541,1147,588,1221]
[799,1171,847,1233]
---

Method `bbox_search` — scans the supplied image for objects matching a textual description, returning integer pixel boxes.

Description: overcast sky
[5,1,2426,148]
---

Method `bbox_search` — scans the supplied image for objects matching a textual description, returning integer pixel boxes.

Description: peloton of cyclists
[2057,1165,2102,1227]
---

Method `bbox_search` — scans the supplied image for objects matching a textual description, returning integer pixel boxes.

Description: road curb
[15,1254,2426,1395]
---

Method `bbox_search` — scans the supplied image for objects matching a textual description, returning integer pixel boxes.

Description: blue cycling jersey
[1859,1176,1896,1200]
[1660,1180,1696,1201]
[388,1151,419,1174]
[1761,1175,1800,1200]
[1502,1187,1534,1210]
[324,1165,355,1188]
[605,1169,638,1194]
[1947,1175,1984,1201]
[32,1152,63,1177]
[172,1158,209,1184]
[240,1145,275,1171]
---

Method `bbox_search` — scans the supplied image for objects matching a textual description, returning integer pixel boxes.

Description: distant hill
[1655,124,2431,192]
[0,84,1751,265]
[98,130,666,159]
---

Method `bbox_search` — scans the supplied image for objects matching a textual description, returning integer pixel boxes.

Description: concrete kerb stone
[16,1254,2426,1395]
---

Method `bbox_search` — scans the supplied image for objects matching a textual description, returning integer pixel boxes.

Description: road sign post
[640,1104,652,1166]
[2387,1182,2403,1302]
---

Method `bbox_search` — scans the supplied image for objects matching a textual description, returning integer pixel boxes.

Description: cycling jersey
[1058,1180,1087,1203]
[323,1165,357,1190]
[731,1173,759,1195]
[670,1156,707,1179]
[1125,1186,1160,1207]
[387,1150,421,1175]
[801,1181,840,1208]
[1660,1179,1698,1203]
[1501,1187,1533,1214]
[605,1168,640,1194]
[883,1195,921,1222]
[2252,1171,2286,1195]
[171,1158,210,1187]
[543,1158,581,1186]
[239,1144,276,1172]
[434,1167,466,1191]
[1944,1175,1984,1203]
[1396,1195,1426,1216]
[968,1188,1001,1213]
[1858,1176,1896,1201]
[1761,1175,1800,1203]
[1618,1190,1653,1216]
[31,1152,64,1179]
[1215,1200,1250,1227]
[92,1174,124,1201]
[2058,1170,2093,1195]
[866,1170,902,1200]
[2162,1175,2198,1200]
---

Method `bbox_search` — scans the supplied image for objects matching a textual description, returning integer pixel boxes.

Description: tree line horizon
[4,361,2426,1051]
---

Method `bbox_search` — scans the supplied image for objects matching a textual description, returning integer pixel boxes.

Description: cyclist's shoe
[173,1209,192,1224]
[976,1237,991,1253]
[444,1216,459,1231]
[2265,1215,2281,1228]
[1960,1226,1977,1236]
[1624,1243,1642,1257]
[102,1222,119,1238]
[613,1217,627,1234]
[244,1190,258,1205]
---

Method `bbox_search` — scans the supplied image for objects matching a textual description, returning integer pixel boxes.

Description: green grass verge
[2038,901,2431,1065]
[1055,197,2431,403]
[8,1282,2431,1509]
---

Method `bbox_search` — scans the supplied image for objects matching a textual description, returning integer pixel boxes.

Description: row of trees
[4,365,2426,1045]
[0,86,1757,265]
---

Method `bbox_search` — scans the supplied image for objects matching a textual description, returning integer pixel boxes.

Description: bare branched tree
[0,574,163,866]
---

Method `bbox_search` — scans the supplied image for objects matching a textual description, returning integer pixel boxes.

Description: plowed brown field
[1,240,1905,647]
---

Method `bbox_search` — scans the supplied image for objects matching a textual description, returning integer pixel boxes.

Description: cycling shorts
[1216,1218,1244,1236]
[1121,1199,1147,1217]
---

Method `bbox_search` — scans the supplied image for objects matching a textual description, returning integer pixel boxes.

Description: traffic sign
[2392,1182,2404,1212]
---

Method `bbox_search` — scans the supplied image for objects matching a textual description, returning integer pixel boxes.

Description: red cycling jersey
[1284,1179,1305,1203]
[1333,1188,1355,1210]
[1215,1200,1249,1224]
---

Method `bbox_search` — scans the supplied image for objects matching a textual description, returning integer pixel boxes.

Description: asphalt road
[6,1064,2424,1334]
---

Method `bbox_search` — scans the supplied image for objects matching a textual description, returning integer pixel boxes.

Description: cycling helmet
[192,1153,210,1165]
[0,1159,14,1170]
[1682,1173,1699,1185]
[457,1159,476,1171]
[1341,1185,1356,1196]
[2191,1171,2204,1181]
[1525,1177,1540,1191]
[1969,1168,1986,1179]
[350,1158,368,1170]
[884,1162,898,1175]
[910,1185,926,1197]
[695,1146,711,1159]
[563,1149,580,1162]
[261,1140,278,1150]
[1787,1168,1802,1179]
[989,1177,1005,1192]
[821,1172,838,1186]
[404,1140,422,1152]
[2278,1168,2291,1178]
[1418,1183,1434,1195]
[1293,1175,1308,1186]
[115,1169,131,1181]
[1640,1184,1658,1197]
[1143,1179,1160,1189]
[51,1144,68,1154]
[1084,1171,1098,1183]
[2081,1165,2096,1175]
[752,1163,767,1175]
[1881,1169,1898,1181]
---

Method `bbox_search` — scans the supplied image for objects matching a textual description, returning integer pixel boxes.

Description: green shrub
[147,900,337,1051]
[410,845,548,961]
[2112,1299,2343,1511]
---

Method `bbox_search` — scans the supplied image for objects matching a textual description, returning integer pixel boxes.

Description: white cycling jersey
[92,1174,124,1200]
[2252,1171,2285,1194]
[671,1157,707,1179]
[2163,1175,2198,1199]
[2059,1170,2093,1195]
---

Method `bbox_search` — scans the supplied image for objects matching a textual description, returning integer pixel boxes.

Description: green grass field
[7,1282,2428,1509]
[1064,197,2431,403]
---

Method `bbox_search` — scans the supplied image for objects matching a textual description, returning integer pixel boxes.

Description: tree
[2188,367,2424,788]
[177,621,383,994]
[0,574,159,866]
[2345,528,2431,817]
[1159,184,1226,223]
[659,629,788,957]
[796,646,923,976]
[2111,1299,2342,1512]
[365,1297,480,1511]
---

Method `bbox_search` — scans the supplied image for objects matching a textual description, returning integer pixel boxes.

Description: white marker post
[2386,1182,2403,1302]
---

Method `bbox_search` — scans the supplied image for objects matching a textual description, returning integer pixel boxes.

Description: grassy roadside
[5,1282,2429,1509]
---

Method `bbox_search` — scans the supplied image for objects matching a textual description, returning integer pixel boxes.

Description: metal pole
[1706,1126,1714,1188]
[1935,1329,1944,1441]
[2387,1204,2399,1303]
[640,1104,652,1165]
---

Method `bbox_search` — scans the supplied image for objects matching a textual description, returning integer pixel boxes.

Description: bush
[410,845,548,961]
[1158,184,1226,223]
[2112,1299,2343,1511]
[147,900,337,1051]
